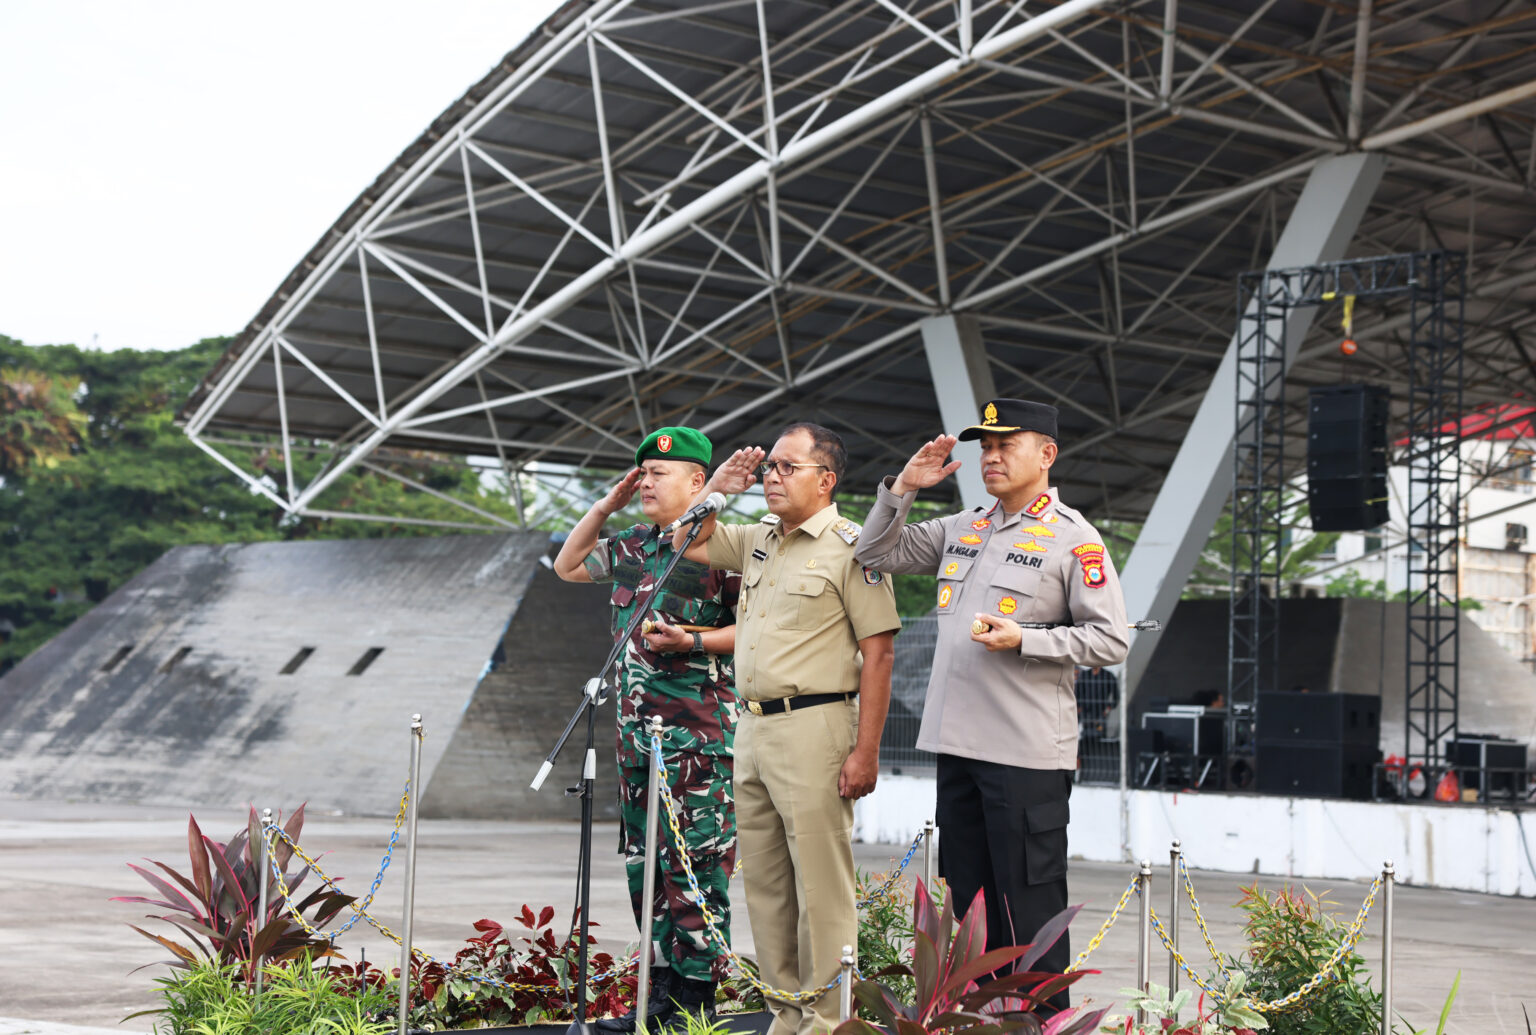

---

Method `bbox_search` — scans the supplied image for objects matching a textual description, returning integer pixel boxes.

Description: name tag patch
[751,548,768,561]
[945,543,979,559]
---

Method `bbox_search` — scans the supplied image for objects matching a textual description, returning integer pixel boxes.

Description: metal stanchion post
[636,717,664,1034]
[398,715,424,1035]
[1136,860,1152,1028]
[922,819,936,891]
[254,807,272,999]
[1381,861,1395,1035]
[839,944,855,1023]
[1168,840,1181,1018]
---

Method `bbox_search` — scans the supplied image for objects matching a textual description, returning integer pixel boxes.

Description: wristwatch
[690,631,705,654]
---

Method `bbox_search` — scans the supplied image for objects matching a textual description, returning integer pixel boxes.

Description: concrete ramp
[0,533,621,816]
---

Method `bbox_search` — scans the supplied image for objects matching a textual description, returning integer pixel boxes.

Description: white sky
[0,0,563,352]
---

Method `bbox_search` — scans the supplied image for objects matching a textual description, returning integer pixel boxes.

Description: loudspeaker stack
[1307,384,1390,531]
[1255,692,1382,800]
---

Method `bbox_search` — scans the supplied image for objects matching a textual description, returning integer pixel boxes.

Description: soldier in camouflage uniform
[554,426,741,1031]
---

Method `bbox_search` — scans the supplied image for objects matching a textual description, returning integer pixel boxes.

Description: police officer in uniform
[674,422,900,1035]
[554,426,740,1031]
[854,399,1129,1011]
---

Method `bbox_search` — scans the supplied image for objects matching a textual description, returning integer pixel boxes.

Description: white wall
[855,775,1536,898]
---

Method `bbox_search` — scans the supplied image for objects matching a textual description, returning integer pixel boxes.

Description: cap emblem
[983,403,998,426]
[657,434,673,452]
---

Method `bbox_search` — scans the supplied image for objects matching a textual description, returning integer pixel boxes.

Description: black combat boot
[595,967,678,1033]
[662,977,716,1032]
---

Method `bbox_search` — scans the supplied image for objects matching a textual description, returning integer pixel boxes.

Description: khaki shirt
[706,503,901,702]
[856,480,1129,769]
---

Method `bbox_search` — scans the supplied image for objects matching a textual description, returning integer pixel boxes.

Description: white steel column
[920,314,996,510]
[1118,153,1386,693]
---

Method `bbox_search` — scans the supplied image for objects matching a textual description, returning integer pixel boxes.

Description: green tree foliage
[0,334,521,672]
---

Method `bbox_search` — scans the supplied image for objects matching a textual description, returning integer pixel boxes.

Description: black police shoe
[660,977,716,1032]
[595,967,678,1033]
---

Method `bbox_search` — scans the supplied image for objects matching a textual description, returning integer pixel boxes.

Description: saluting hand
[892,435,961,495]
[599,468,644,516]
[709,446,766,496]
[971,612,1022,653]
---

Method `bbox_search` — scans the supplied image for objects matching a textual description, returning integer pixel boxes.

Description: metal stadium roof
[179,0,1536,527]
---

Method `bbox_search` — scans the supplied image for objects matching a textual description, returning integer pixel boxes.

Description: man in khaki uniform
[675,422,900,1035]
[854,399,1128,1013]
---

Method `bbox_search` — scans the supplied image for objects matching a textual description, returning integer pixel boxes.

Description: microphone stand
[531,516,711,1035]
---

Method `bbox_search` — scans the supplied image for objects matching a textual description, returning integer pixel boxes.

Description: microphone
[662,492,728,535]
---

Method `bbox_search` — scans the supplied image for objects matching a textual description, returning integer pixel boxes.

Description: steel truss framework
[179,0,1536,535]
[1227,252,1465,770]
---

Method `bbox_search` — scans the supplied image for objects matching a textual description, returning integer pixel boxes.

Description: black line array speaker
[1256,692,1381,746]
[1307,384,1390,531]
[1256,692,1382,800]
[1255,742,1380,799]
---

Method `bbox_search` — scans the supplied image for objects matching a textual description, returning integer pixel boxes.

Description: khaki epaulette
[760,513,781,525]
[832,518,860,545]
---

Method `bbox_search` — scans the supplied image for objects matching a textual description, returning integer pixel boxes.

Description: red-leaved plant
[111,805,353,986]
[836,879,1110,1035]
[383,907,634,1029]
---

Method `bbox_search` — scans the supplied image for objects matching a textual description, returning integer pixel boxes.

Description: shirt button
[799,583,806,590]
[778,548,785,556]
[746,675,753,682]
[759,610,766,617]
[750,644,756,650]
[769,579,775,586]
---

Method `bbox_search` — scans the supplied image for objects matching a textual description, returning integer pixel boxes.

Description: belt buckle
[747,700,763,716]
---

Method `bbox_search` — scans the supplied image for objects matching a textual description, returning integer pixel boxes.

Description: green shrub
[139,957,394,1034]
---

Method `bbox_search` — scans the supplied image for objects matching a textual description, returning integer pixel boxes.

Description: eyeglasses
[759,460,827,477]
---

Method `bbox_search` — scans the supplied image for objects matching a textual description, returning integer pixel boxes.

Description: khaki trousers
[734,699,858,1035]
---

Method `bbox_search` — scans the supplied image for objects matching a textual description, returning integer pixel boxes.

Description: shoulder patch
[759,513,781,525]
[833,518,861,545]
[862,566,883,586]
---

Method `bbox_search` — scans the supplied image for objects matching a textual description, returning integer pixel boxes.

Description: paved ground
[1,799,1531,1033]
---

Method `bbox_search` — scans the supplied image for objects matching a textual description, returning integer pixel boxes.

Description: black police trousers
[935,754,1073,1012]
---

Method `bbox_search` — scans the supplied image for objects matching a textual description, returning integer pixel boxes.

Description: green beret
[635,426,712,467]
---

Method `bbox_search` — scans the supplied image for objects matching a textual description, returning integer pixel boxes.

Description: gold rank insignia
[1025,492,1052,516]
[806,558,817,568]
[998,596,1018,615]
[983,402,998,425]
[1021,524,1055,538]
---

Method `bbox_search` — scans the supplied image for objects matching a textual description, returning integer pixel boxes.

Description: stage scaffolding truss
[1229,251,1465,775]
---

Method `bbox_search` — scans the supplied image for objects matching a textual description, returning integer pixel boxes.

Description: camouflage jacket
[584,524,741,757]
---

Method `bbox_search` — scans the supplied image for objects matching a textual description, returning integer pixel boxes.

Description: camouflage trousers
[617,751,736,983]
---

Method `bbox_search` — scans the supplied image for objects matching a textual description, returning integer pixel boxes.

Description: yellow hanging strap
[1342,294,1356,335]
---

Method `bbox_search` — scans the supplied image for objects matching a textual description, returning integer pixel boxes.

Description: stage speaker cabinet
[1307,384,1390,531]
[1141,712,1225,755]
[1256,742,1382,799]
[1448,736,1529,795]
[1257,692,1381,746]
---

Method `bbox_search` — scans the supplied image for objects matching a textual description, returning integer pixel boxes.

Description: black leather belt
[745,692,857,716]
